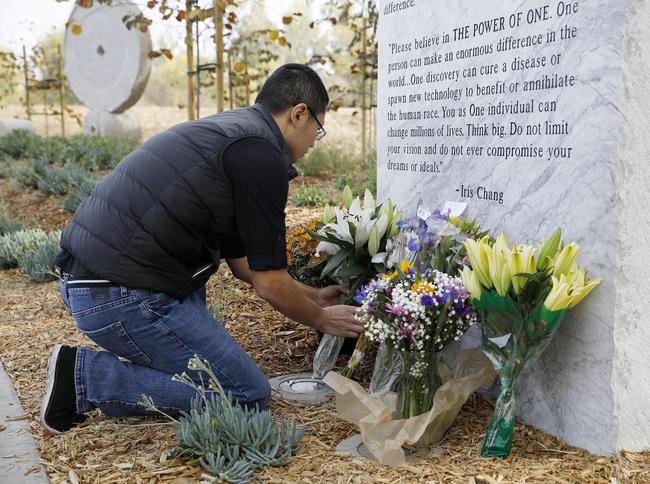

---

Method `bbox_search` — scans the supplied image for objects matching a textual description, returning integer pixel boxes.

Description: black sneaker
[40,345,87,433]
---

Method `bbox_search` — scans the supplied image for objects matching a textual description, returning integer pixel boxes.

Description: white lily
[315,241,341,257]
[363,189,376,210]
[321,208,353,244]
[373,212,389,240]
[368,226,380,256]
[347,198,375,248]
[371,239,391,264]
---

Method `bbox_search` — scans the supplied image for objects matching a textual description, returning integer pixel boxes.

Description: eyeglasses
[306,106,326,141]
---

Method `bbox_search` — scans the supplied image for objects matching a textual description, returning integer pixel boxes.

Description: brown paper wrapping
[323,348,496,467]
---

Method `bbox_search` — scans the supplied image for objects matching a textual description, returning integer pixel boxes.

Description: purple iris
[435,290,452,306]
[420,294,435,306]
[397,219,414,231]
[455,304,471,319]
[407,237,422,252]
[354,285,368,304]
[432,208,452,220]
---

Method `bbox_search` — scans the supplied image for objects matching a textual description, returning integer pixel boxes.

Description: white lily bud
[342,185,353,209]
[322,205,335,223]
[368,225,380,257]
[363,189,376,210]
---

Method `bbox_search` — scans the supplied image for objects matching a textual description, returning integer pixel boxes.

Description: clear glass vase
[368,342,403,395]
[397,351,442,419]
[312,334,345,379]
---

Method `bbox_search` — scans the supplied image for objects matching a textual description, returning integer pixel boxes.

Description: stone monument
[377,0,650,455]
[64,0,152,139]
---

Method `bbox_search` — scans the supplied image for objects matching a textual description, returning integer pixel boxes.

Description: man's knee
[244,378,271,410]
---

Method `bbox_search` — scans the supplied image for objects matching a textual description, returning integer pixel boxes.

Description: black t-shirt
[55,137,295,278]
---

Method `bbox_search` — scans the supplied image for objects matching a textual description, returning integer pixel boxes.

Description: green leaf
[336,262,366,278]
[304,228,353,251]
[321,250,349,278]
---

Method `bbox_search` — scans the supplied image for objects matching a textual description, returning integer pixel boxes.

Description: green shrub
[299,145,359,177]
[299,146,330,177]
[0,155,13,178]
[141,357,304,483]
[61,135,137,171]
[333,151,377,199]
[19,238,59,282]
[38,167,70,196]
[0,129,38,159]
[17,158,49,189]
[63,173,97,212]
[0,219,22,236]
[0,229,60,269]
[291,186,331,207]
[25,136,67,164]
[0,131,137,171]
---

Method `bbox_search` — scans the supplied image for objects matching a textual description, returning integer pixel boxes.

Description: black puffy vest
[60,104,294,298]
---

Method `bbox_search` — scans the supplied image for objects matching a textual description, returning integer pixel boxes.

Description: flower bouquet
[355,203,487,391]
[461,229,602,458]
[286,217,335,288]
[357,263,479,418]
[308,186,401,379]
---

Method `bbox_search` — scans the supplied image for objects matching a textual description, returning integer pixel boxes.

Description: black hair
[255,63,329,115]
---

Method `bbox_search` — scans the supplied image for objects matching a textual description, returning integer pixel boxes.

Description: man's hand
[250,269,363,337]
[317,305,364,337]
[315,285,349,307]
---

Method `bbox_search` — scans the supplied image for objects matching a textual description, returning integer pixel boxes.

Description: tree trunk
[185,0,197,120]
[214,1,225,112]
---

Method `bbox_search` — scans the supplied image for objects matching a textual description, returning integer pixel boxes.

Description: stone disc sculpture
[64,0,152,114]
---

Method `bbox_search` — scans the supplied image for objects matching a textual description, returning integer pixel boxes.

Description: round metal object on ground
[269,372,334,404]
[335,434,376,461]
[64,0,152,113]
[336,434,445,462]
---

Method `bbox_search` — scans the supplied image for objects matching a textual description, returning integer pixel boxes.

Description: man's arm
[249,268,363,338]
[227,257,348,307]
[226,257,253,285]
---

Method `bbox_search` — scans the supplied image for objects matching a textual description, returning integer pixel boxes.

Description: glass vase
[397,351,442,419]
[368,342,403,395]
[312,334,344,379]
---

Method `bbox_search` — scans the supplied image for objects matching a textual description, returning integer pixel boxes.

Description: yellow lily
[461,266,482,301]
[552,242,580,278]
[509,244,537,295]
[544,273,602,311]
[489,241,511,297]
[537,228,562,271]
[464,237,493,289]
[494,233,511,257]
[567,279,602,308]
[544,275,572,311]
[509,251,525,296]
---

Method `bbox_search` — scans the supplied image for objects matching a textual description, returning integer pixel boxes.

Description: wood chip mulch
[0,182,649,483]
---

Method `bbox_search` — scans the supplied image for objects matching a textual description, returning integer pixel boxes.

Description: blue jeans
[59,275,270,417]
